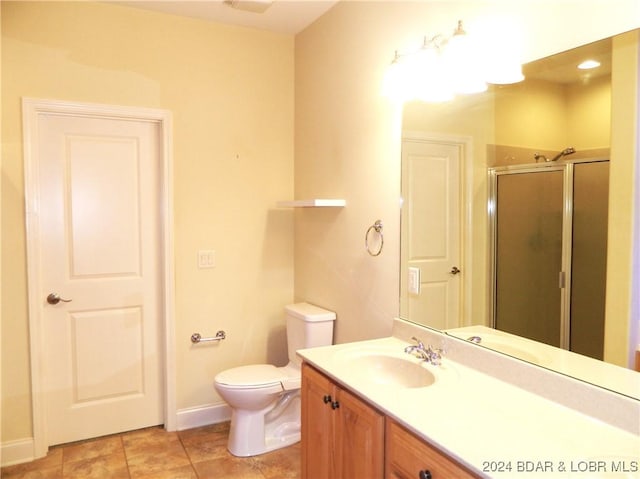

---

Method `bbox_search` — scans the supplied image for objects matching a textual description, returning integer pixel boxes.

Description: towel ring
[365,220,384,256]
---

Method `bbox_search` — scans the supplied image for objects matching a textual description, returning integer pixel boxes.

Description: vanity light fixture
[386,20,524,103]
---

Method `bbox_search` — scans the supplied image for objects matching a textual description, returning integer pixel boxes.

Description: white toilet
[214,302,336,457]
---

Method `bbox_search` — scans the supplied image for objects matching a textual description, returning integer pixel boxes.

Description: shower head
[551,147,576,162]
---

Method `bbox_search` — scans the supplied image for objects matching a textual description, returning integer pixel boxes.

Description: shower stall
[488,158,609,360]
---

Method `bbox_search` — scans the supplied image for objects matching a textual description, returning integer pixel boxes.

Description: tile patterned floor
[1,423,301,479]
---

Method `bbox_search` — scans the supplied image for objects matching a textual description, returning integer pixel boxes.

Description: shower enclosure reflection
[489,159,609,361]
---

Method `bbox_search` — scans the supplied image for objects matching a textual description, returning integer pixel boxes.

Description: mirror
[400,30,639,399]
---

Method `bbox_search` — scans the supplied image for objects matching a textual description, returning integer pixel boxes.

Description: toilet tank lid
[285,302,336,322]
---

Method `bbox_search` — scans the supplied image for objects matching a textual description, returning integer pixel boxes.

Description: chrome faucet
[404,336,427,358]
[404,337,444,366]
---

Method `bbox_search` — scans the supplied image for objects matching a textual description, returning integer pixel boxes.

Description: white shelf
[276,199,346,208]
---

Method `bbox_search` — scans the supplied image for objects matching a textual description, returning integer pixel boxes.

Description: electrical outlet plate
[198,250,216,269]
[408,267,420,295]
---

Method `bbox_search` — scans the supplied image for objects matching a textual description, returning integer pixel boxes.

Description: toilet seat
[215,364,299,391]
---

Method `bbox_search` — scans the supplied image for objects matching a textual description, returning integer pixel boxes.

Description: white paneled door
[28,105,165,446]
[400,138,462,330]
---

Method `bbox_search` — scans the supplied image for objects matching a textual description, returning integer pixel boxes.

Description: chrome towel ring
[365,220,384,256]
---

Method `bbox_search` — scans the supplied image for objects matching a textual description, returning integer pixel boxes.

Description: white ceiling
[115,0,339,34]
[524,36,612,84]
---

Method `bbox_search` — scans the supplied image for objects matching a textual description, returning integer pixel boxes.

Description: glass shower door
[570,161,609,359]
[494,169,564,347]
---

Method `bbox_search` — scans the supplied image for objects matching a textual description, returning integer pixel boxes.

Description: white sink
[348,354,436,388]
[327,340,458,391]
[446,326,550,366]
[469,336,544,364]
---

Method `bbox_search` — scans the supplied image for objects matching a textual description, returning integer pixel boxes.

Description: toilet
[214,302,336,457]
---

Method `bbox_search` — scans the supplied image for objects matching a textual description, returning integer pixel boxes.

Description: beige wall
[2,0,639,452]
[567,75,611,149]
[495,79,568,149]
[606,29,639,365]
[494,76,611,152]
[1,1,294,442]
[294,0,639,355]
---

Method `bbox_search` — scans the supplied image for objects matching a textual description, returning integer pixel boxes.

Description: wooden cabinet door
[302,363,385,479]
[334,386,385,479]
[301,363,336,479]
[385,418,480,479]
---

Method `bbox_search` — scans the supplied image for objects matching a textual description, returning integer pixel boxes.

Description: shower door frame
[487,157,609,350]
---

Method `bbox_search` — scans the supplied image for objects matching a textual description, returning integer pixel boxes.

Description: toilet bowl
[214,303,335,457]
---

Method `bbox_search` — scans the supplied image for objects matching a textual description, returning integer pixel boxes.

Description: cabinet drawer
[385,418,480,479]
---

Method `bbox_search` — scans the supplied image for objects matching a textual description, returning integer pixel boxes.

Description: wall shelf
[276,199,346,208]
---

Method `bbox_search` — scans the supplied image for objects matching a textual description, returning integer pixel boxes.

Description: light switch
[408,267,420,295]
[198,250,216,269]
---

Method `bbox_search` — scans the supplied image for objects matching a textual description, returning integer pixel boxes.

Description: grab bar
[191,330,226,343]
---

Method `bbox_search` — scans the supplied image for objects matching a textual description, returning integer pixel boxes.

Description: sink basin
[474,339,542,364]
[346,354,436,388]
[446,326,550,365]
[305,338,459,393]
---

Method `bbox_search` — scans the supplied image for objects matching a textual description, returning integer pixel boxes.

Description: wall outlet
[198,250,216,269]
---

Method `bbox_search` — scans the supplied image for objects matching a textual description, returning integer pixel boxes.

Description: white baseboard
[176,403,231,431]
[0,405,230,466]
[1,437,35,467]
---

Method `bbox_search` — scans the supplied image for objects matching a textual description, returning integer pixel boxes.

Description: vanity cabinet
[385,418,480,479]
[301,363,385,479]
[301,362,481,479]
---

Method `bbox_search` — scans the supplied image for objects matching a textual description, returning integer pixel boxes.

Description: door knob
[450,266,461,275]
[46,293,72,305]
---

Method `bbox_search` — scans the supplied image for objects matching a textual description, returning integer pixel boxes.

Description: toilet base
[227,390,301,457]
[228,425,300,457]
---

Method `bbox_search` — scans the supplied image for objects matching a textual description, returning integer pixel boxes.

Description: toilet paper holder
[191,330,226,343]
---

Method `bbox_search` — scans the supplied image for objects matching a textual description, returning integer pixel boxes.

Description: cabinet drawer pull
[323,395,332,404]
[331,401,340,410]
[419,470,432,479]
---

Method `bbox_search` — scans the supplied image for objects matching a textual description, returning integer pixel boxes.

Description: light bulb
[578,59,601,70]
[443,21,487,94]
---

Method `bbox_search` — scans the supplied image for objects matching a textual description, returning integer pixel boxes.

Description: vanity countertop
[297,334,640,478]
[446,325,640,400]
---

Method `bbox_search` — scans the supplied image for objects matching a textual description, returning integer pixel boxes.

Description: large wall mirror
[400,29,638,399]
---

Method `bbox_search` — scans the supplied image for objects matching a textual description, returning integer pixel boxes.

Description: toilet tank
[285,302,336,366]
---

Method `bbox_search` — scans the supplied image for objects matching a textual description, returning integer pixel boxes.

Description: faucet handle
[423,345,444,365]
[410,336,425,348]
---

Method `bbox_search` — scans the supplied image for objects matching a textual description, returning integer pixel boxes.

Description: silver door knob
[46,293,72,305]
[449,266,461,275]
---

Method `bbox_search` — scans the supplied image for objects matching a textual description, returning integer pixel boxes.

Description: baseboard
[176,403,231,431]
[1,405,230,466]
[1,437,35,467]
